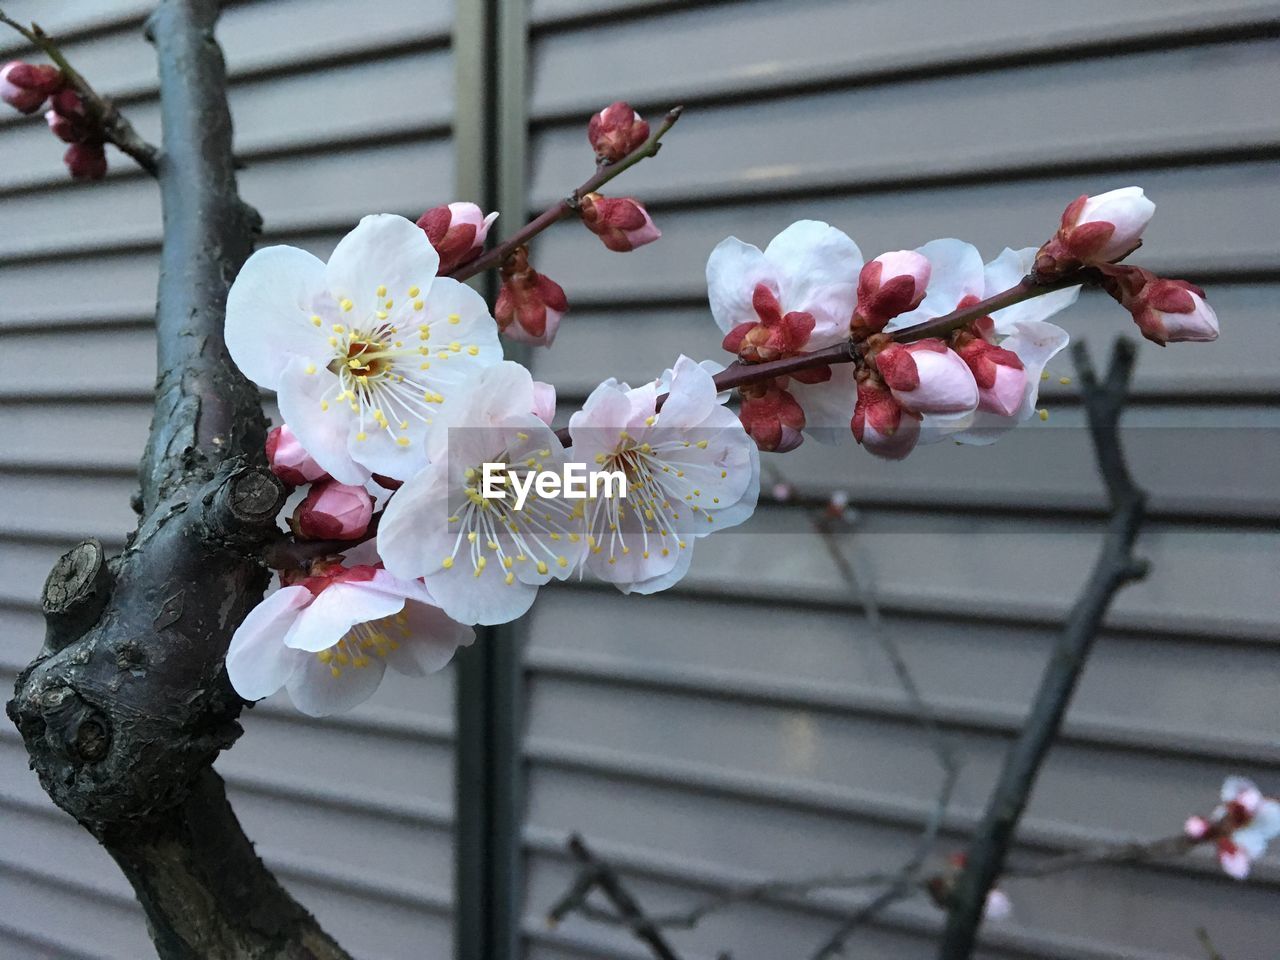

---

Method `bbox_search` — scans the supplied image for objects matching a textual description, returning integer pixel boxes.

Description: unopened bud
[579,193,661,253]
[494,247,568,346]
[738,380,805,452]
[45,89,93,143]
[292,479,374,540]
[1035,186,1155,277]
[852,250,931,337]
[873,339,978,415]
[266,424,329,488]
[416,201,498,275]
[587,101,649,163]
[851,378,920,461]
[956,338,1027,418]
[1,61,63,114]
[1101,265,1219,345]
[64,141,107,181]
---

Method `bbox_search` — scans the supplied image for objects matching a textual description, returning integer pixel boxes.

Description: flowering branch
[937,337,1149,960]
[0,8,159,175]
[448,105,683,282]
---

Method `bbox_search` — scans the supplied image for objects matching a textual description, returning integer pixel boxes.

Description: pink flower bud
[494,248,568,346]
[579,193,661,253]
[1101,265,1219,345]
[874,339,978,415]
[416,201,498,275]
[45,89,93,143]
[1,61,63,114]
[738,380,805,452]
[63,140,107,181]
[851,379,920,461]
[266,424,329,488]
[587,101,650,163]
[956,337,1027,417]
[852,250,931,337]
[1184,815,1212,840]
[531,380,556,425]
[292,479,374,541]
[1036,187,1155,275]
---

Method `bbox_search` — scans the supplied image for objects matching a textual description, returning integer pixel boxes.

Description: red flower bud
[45,89,93,143]
[579,193,661,253]
[587,101,649,163]
[416,201,498,275]
[64,141,107,181]
[738,380,805,452]
[1099,265,1218,345]
[851,378,920,461]
[1,61,64,114]
[292,479,374,541]
[494,247,568,346]
[266,424,329,488]
[852,250,931,337]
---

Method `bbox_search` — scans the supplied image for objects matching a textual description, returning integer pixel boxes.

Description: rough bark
[6,2,351,957]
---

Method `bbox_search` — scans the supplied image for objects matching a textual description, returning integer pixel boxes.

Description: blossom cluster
[1,59,108,179]
[1185,776,1280,879]
[220,103,1219,720]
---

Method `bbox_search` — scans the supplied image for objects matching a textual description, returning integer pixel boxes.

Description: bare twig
[0,9,159,175]
[937,337,1149,960]
[1196,926,1226,960]
[557,834,686,960]
[808,506,960,959]
[450,105,683,282]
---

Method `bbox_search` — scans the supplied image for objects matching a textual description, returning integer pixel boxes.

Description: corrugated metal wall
[517,2,1280,959]
[1,2,1278,960]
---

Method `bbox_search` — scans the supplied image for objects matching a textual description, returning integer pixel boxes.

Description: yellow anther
[1038,408,1049,421]
[536,560,549,575]
[333,324,346,334]
[320,400,329,411]
[645,415,656,426]
[356,431,368,441]
[311,315,322,327]
[557,556,569,568]
[1059,376,1072,385]
[467,345,479,356]
[376,285,387,297]
[505,572,515,585]
[409,285,420,297]
[502,557,513,569]
[340,298,353,312]
[414,299,425,310]
[397,437,411,447]
[442,557,454,569]
[448,313,461,324]
[449,341,461,352]
[696,439,709,449]
[304,362,317,375]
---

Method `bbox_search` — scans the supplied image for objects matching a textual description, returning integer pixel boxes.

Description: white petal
[886,238,984,331]
[984,247,1081,333]
[763,220,862,317]
[224,586,311,701]
[378,461,453,579]
[790,364,857,444]
[347,417,430,482]
[286,651,387,716]
[282,581,407,652]
[225,245,330,389]
[385,600,475,676]
[277,359,370,485]
[627,540,696,595]
[706,236,772,334]
[326,214,441,322]
[656,355,717,429]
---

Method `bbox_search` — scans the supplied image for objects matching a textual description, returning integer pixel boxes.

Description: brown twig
[553,834,686,960]
[937,337,1149,960]
[0,9,160,176]
[1196,926,1226,960]
[449,105,683,282]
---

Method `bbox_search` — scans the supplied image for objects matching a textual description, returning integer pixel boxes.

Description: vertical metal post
[452,0,528,957]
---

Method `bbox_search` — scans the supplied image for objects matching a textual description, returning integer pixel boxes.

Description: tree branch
[7,3,351,957]
[0,9,160,175]
[937,337,1149,960]
[450,105,683,282]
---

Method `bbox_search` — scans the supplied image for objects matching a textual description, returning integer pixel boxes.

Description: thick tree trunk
[6,2,351,957]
